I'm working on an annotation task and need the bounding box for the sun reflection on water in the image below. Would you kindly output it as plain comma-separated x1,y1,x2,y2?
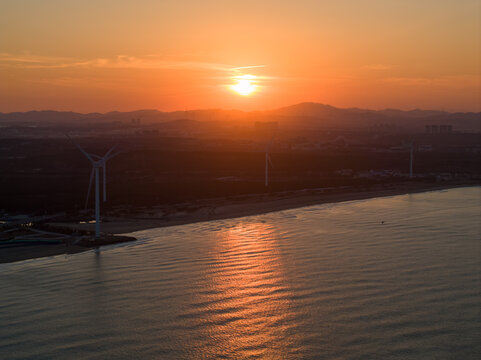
195,221,301,358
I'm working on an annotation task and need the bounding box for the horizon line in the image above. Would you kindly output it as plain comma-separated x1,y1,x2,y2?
1,102,480,115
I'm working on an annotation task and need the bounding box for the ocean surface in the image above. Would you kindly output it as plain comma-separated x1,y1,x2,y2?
0,187,480,359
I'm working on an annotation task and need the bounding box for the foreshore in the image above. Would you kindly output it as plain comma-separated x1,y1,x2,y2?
53,181,479,234
1,181,478,264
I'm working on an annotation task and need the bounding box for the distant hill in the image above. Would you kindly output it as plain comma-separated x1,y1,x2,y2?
0,103,479,132
263,102,480,132
0,109,167,125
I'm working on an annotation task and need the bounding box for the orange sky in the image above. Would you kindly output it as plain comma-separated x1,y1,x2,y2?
1,0,480,113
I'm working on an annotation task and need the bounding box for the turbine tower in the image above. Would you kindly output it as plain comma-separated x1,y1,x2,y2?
265,142,273,187
67,135,119,239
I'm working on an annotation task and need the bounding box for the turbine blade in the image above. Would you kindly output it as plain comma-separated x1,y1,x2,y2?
267,154,273,168
85,167,94,209
103,145,117,159
104,150,121,161
66,133,95,163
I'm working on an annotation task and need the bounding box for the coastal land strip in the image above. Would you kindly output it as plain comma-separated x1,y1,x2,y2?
1,181,478,264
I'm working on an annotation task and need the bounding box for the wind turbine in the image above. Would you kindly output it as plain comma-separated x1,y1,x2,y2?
67,135,119,239
265,141,273,187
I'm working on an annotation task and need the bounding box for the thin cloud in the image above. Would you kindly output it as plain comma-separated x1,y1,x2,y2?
231,65,267,71
0,53,266,74
381,75,480,87
31,76,114,89
363,64,395,71
0,53,76,67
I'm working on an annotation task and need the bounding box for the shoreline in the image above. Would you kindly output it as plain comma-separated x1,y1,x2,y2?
58,181,479,234
1,181,478,264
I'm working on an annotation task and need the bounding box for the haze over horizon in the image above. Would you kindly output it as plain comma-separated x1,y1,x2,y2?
1,0,480,113
1,101,480,116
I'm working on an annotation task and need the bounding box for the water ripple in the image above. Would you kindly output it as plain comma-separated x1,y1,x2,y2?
0,187,480,359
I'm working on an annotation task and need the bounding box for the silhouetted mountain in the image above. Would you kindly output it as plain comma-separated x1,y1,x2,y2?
270,102,451,121
272,103,340,117
0,103,479,132
0,109,167,125
377,109,449,118
265,102,479,132
0,110,94,123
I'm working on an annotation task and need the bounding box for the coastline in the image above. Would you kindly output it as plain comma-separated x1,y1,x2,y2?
55,181,480,234
1,181,478,264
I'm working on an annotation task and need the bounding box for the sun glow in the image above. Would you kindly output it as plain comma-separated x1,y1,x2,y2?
230,74,258,96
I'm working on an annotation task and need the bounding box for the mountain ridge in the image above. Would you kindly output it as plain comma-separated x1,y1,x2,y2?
2,102,478,118
0,102,479,132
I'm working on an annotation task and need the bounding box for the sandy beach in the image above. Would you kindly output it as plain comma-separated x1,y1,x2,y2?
52,181,479,234
1,181,478,264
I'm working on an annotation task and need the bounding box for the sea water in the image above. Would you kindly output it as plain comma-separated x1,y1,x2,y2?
0,187,480,359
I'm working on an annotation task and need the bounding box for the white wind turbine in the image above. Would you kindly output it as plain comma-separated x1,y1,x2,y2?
67,135,119,239
265,141,273,187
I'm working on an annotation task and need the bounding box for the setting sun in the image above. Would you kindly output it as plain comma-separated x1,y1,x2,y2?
230,75,257,96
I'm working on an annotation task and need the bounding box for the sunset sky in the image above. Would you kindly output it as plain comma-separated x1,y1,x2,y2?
1,0,479,113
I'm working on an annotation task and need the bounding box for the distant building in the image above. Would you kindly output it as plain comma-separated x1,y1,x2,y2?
425,124,452,134
440,125,453,133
